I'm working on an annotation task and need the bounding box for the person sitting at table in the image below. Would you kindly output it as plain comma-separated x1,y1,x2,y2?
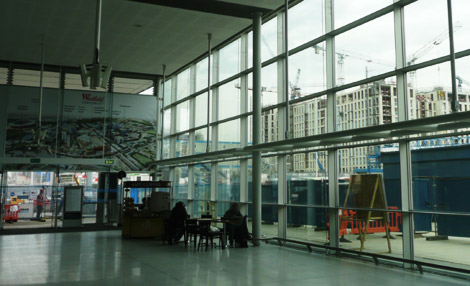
223,203,249,248
168,201,189,245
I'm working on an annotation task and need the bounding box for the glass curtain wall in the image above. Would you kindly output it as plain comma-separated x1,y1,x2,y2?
160,0,470,271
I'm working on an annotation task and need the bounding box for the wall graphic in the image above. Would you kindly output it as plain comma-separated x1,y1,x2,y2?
110,93,157,171
2,85,157,171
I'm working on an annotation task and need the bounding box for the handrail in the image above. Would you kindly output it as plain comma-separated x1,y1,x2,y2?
263,237,470,276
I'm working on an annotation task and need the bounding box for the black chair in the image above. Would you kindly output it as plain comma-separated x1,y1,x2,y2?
197,220,223,251
201,214,212,219
184,219,199,248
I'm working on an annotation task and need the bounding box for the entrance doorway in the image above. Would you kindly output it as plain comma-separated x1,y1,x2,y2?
0,170,155,232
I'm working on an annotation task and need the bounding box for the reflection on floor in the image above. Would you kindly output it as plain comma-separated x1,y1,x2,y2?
3,218,97,229
0,231,467,286
250,222,470,268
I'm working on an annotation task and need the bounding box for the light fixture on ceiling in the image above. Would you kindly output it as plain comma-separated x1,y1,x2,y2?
80,0,112,89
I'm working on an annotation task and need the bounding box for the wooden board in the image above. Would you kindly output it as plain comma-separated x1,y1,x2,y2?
349,174,388,220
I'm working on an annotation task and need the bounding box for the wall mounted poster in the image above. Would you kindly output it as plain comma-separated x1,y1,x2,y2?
110,93,157,171
3,86,157,171
59,90,107,158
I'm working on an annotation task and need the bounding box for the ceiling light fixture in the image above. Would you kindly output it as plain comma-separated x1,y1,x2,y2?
80,0,112,89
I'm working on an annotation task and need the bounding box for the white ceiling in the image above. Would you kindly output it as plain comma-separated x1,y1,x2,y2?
0,0,283,76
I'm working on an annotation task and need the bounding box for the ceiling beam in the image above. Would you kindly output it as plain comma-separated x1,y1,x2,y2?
128,0,272,19
0,60,161,81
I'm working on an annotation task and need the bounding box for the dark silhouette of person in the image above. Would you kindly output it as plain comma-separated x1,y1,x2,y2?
223,203,249,247
36,189,45,220
168,201,189,244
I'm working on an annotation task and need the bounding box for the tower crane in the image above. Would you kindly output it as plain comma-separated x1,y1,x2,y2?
290,68,301,99
312,45,393,86
456,75,470,92
407,23,462,88
262,36,304,99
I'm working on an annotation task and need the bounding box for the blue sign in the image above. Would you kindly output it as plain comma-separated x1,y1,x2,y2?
10,192,15,197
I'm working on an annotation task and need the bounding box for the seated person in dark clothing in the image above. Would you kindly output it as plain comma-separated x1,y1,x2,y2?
223,203,249,248
168,201,189,244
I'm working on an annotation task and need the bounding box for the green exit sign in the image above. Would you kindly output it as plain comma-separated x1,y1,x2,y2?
105,159,115,165
30,158,41,164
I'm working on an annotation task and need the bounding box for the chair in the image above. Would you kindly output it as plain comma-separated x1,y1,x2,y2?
184,219,199,248
201,214,212,219
197,220,223,251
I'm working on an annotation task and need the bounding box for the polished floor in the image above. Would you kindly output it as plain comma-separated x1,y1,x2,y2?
0,231,468,286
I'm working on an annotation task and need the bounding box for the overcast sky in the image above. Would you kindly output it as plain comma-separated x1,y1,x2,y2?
158,0,470,143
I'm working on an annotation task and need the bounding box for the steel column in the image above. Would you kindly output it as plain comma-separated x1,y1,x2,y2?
394,0,414,265
277,8,288,241
252,11,263,246
325,0,339,250
240,32,249,209
447,0,458,112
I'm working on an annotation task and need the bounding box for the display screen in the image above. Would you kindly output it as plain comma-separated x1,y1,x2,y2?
65,187,82,212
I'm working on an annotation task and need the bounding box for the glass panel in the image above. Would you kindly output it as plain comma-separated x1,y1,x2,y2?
113,78,152,94
174,167,188,199
455,56,470,112
405,0,450,67
176,69,190,100
162,138,170,159
217,161,240,202
196,58,209,92
286,206,329,244
410,138,470,213
218,119,241,150
195,164,211,200
195,93,208,127
4,172,56,227
413,213,470,268
336,77,397,132
175,101,189,133
262,157,278,204
218,79,240,121
261,108,278,143
261,63,278,107
291,95,327,137
334,0,392,28
175,133,189,158
452,0,470,53
163,79,172,107
219,40,240,82
12,69,60,88
288,152,328,205
194,127,210,154
163,109,171,136
247,204,278,238
247,64,279,108
0,67,7,84
289,44,327,99
407,63,452,119
288,0,324,50
193,200,210,217
335,13,395,86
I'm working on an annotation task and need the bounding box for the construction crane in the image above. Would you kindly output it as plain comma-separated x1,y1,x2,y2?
262,36,304,99
312,45,393,86
290,68,301,99
407,23,462,87
456,75,470,92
